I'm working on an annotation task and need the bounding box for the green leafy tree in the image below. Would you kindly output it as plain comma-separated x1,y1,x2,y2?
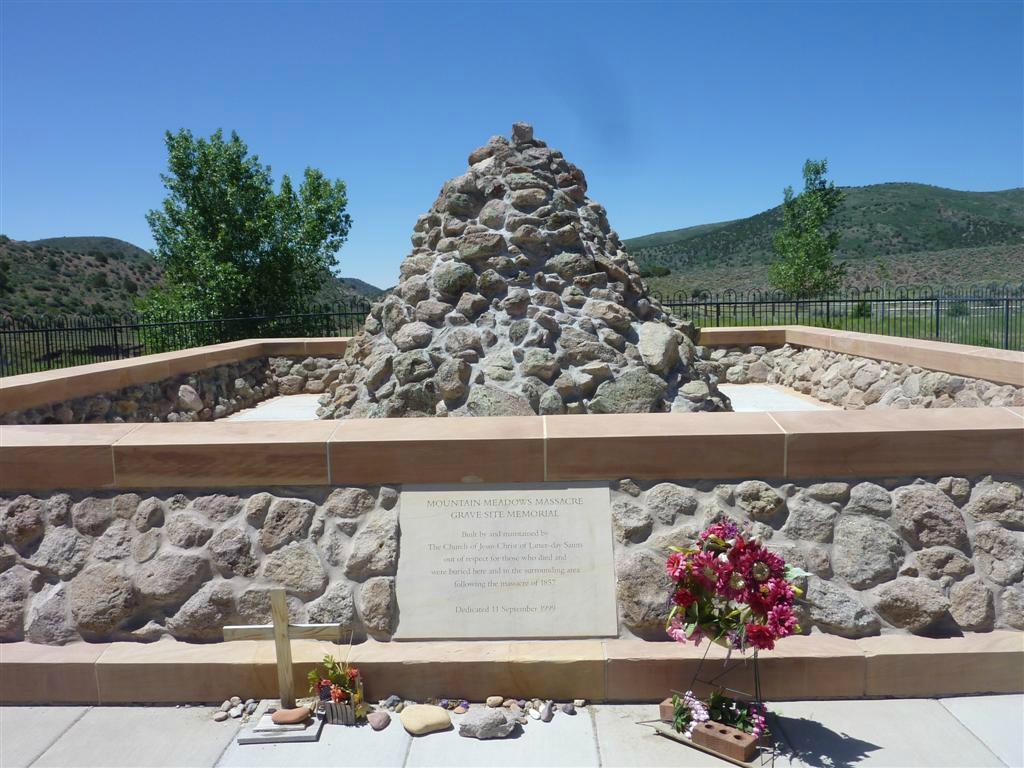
768,159,846,297
142,129,351,320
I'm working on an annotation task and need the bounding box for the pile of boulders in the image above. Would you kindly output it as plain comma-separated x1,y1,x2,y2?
697,343,1024,409
318,123,728,419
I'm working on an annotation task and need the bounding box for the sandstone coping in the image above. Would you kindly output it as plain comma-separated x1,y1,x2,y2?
698,326,1024,387
1,407,1021,490
0,337,350,415
1,632,1020,704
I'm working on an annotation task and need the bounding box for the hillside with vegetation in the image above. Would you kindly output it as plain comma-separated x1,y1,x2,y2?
625,183,1024,295
0,235,382,318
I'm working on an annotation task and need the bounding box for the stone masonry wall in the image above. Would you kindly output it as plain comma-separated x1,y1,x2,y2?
1,356,344,425
697,343,1024,409
1,475,1021,645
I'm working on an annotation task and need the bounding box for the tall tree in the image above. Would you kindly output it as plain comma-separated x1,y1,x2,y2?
143,129,351,319
768,159,846,297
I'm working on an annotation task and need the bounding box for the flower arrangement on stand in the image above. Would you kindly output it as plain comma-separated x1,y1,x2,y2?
665,521,805,652
307,654,368,725
660,521,807,762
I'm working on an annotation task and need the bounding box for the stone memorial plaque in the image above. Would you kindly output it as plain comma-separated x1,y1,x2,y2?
395,482,617,639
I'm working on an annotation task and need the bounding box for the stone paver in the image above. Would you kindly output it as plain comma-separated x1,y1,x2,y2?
0,706,89,768
940,695,1024,768
773,699,1007,767
30,707,239,768
405,705,599,767
593,704,736,766
3,699,1021,767
224,394,321,421
718,383,834,412
218,716,411,767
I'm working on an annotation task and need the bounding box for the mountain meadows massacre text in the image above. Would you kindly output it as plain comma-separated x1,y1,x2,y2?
395,484,617,638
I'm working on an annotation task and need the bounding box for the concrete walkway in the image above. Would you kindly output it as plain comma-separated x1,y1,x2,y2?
222,386,829,421
3,697,1021,767
718,383,835,412
224,394,322,421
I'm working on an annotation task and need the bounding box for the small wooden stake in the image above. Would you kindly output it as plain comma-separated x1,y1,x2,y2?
270,590,296,708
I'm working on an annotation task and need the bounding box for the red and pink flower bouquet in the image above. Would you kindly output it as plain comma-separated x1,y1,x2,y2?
665,521,808,652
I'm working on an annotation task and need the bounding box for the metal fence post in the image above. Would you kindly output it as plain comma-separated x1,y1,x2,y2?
1006,298,1012,350
43,327,53,370
935,298,940,340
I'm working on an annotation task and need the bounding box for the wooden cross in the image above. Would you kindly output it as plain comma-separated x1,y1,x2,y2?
223,589,344,708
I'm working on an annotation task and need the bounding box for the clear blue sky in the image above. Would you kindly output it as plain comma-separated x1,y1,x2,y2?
2,1,1021,288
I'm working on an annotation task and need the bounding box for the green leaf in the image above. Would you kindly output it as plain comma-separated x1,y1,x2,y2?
785,565,812,580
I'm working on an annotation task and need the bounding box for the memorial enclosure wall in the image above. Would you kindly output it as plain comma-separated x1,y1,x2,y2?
1,326,1022,703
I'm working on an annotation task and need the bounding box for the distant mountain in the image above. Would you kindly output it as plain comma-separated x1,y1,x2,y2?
0,236,162,317
624,183,1024,293
313,275,384,304
0,235,383,318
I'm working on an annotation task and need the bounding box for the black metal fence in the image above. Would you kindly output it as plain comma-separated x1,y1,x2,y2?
0,301,372,377
2,285,1022,377
659,285,1024,352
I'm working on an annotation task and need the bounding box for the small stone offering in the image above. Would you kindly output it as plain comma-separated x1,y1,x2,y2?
230,696,241,706
459,707,516,739
540,701,554,722
453,705,468,714
573,699,587,707
399,704,452,735
219,700,231,712
528,708,540,720
229,704,244,718
561,703,576,715
271,706,312,725
486,695,503,707
213,711,229,722
367,711,391,731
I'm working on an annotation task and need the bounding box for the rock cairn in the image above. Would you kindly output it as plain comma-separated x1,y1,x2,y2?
320,123,729,418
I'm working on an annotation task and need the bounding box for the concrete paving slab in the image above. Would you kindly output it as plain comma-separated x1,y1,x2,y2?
0,706,89,768
405,705,598,767
718,383,833,412
224,394,320,421
232,699,323,745
593,703,738,766
773,699,1006,767
31,706,239,768
218,717,411,767
940,695,1024,768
